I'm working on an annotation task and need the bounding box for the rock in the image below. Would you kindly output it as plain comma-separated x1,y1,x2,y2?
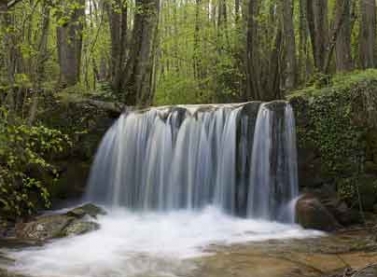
66,203,107,219
321,196,362,226
0,268,28,277
365,161,377,175
15,204,104,241
62,221,99,236
0,238,43,248
296,195,341,231
358,176,377,211
16,214,75,240
353,264,377,277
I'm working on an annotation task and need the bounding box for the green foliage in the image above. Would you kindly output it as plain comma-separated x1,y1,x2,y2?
154,0,243,105
291,70,377,204
0,109,71,220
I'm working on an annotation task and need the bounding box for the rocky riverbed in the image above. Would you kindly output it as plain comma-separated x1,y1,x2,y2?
0,205,376,277
193,227,377,277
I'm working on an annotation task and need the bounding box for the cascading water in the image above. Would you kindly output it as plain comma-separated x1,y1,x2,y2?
86,101,298,222
7,101,320,277
247,102,299,221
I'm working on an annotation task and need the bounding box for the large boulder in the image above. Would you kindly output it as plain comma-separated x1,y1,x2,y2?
296,195,341,231
16,215,71,240
15,204,103,241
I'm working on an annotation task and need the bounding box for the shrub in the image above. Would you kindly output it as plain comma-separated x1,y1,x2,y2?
0,108,71,220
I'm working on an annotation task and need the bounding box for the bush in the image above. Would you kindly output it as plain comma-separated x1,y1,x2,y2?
0,108,71,220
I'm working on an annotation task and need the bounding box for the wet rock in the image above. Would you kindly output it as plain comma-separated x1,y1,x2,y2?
358,176,377,211
353,264,377,277
66,203,107,219
296,195,341,231
0,238,43,248
15,204,103,241
321,196,362,226
0,268,28,277
16,215,75,240
62,221,99,236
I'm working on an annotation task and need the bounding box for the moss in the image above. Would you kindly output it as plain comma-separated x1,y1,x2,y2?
290,70,377,206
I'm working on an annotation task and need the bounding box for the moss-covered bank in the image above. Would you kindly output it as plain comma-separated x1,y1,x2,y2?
289,70,377,213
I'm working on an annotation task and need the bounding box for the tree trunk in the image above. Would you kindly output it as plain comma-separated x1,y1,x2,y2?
56,0,85,88
235,0,240,23
28,1,50,125
0,0,17,110
359,0,376,69
281,0,296,91
335,0,352,72
0,1,8,84
307,0,328,72
245,0,261,100
122,0,160,106
107,0,128,93
299,0,310,83
193,0,201,81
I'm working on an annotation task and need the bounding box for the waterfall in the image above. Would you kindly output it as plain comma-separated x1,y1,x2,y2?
246,102,298,222
86,101,298,222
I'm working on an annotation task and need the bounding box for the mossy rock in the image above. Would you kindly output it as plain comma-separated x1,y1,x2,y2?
296,195,341,231
365,161,377,175
15,204,104,241
15,215,75,241
366,129,377,164
289,71,377,211
358,176,377,211
61,221,99,236
66,203,107,219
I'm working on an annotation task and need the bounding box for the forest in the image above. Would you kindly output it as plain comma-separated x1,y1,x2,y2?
1,0,376,107
2,0,377,277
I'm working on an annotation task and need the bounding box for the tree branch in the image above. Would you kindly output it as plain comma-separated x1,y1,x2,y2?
7,0,23,9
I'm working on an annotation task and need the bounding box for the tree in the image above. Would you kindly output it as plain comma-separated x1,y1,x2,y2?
335,0,353,72
281,0,296,90
245,0,261,100
122,0,160,106
307,0,328,72
56,0,86,88
107,0,128,93
359,0,376,69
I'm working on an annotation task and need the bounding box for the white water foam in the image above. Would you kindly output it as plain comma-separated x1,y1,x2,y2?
7,206,322,277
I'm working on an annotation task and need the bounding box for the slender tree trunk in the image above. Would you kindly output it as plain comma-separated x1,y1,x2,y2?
0,1,8,84
307,0,328,72
359,0,376,69
281,0,296,91
335,0,352,71
235,0,240,23
268,26,282,100
0,0,17,110
245,0,261,100
218,0,228,44
122,0,160,106
193,0,201,81
28,1,50,125
299,0,309,83
107,0,128,93
56,0,85,88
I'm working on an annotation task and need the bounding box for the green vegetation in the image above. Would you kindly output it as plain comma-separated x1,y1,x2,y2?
0,0,377,220
0,109,71,220
291,70,377,208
